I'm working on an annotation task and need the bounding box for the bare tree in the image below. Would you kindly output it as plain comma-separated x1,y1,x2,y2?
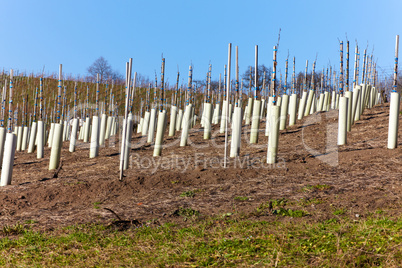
87,56,123,83
241,65,272,91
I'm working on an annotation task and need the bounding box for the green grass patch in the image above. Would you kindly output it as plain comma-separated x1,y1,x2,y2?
302,184,332,192
254,198,308,217
333,208,346,216
179,190,196,198
234,196,249,201
272,208,309,217
1,223,26,235
298,198,323,207
93,202,102,209
0,215,401,266
173,207,200,218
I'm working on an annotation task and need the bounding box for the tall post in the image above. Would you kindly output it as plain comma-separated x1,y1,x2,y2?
284,57,289,94
339,41,344,96
160,58,165,112
57,65,62,123
235,46,239,106
346,41,350,92
392,35,399,93
292,57,296,94
303,60,308,92
361,49,367,84
272,46,278,103
119,59,132,180
224,43,231,168
7,70,13,133
254,45,258,99
353,45,358,88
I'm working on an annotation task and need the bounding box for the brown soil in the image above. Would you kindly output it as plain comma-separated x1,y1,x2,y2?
0,102,401,230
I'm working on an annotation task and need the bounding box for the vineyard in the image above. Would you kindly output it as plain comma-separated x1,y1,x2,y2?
0,38,401,266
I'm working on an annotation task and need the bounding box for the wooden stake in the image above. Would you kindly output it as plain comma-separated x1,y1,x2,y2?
392,35,399,93
353,44,358,88
272,46,278,103
254,45,258,99
339,41,344,96
346,41,350,92
224,43,231,168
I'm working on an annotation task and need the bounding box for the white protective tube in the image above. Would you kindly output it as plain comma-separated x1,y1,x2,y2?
331,91,336,109
250,99,261,144
297,91,308,120
288,94,297,126
304,90,314,116
123,118,133,169
190,105,196,128
354,87,362,122
16,126,23,151
49,123,63,170
310,95,316,114
28,122,37,153
83,117,91,143
153,111,166,156
318,93,324,112
267,105,280,164
387,92,400,149
90,116,100,158
21,126,29,151
228,103,233,124
137,117,143,134
106,116,113,138
360,84,367,114
220,100,227,133
260,99,266,118
169,106,177,137
203,103,213,139
62,121,68,142
180,104,192,146
69,118,79,152
0,127,6,165
323,91,330,111
279,94,289,130
230,106,242,157
37,121,44,159
99,113,107,146
335,94,340,109
0,133,17,186
265,97,274,136
345,91,353,132
78,122,84,140
176,109,183,131
245,97,253,125
142,111,150,136
338,96,348,145
147,108,157,143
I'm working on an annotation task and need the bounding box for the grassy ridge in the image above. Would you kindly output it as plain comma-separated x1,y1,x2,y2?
0,214,401,267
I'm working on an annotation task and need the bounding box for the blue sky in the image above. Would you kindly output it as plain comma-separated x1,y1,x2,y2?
0,0,400,85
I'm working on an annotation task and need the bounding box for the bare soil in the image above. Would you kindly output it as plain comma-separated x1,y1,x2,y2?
0,103,401,230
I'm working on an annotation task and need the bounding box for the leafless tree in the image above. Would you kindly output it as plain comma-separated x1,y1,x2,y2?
87,56,123,83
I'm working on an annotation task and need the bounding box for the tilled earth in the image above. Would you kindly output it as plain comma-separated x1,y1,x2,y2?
0,102,401,231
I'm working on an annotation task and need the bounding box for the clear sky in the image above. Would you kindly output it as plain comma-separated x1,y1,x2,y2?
0,0,400,85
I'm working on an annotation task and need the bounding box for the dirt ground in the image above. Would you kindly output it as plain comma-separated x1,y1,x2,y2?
0,102,401,231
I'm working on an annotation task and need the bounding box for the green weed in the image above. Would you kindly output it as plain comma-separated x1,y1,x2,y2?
302,184,331,192
333,208,346,215
234,196,249,201
0,216,401,266
93,202,102,209
2,222,26,235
